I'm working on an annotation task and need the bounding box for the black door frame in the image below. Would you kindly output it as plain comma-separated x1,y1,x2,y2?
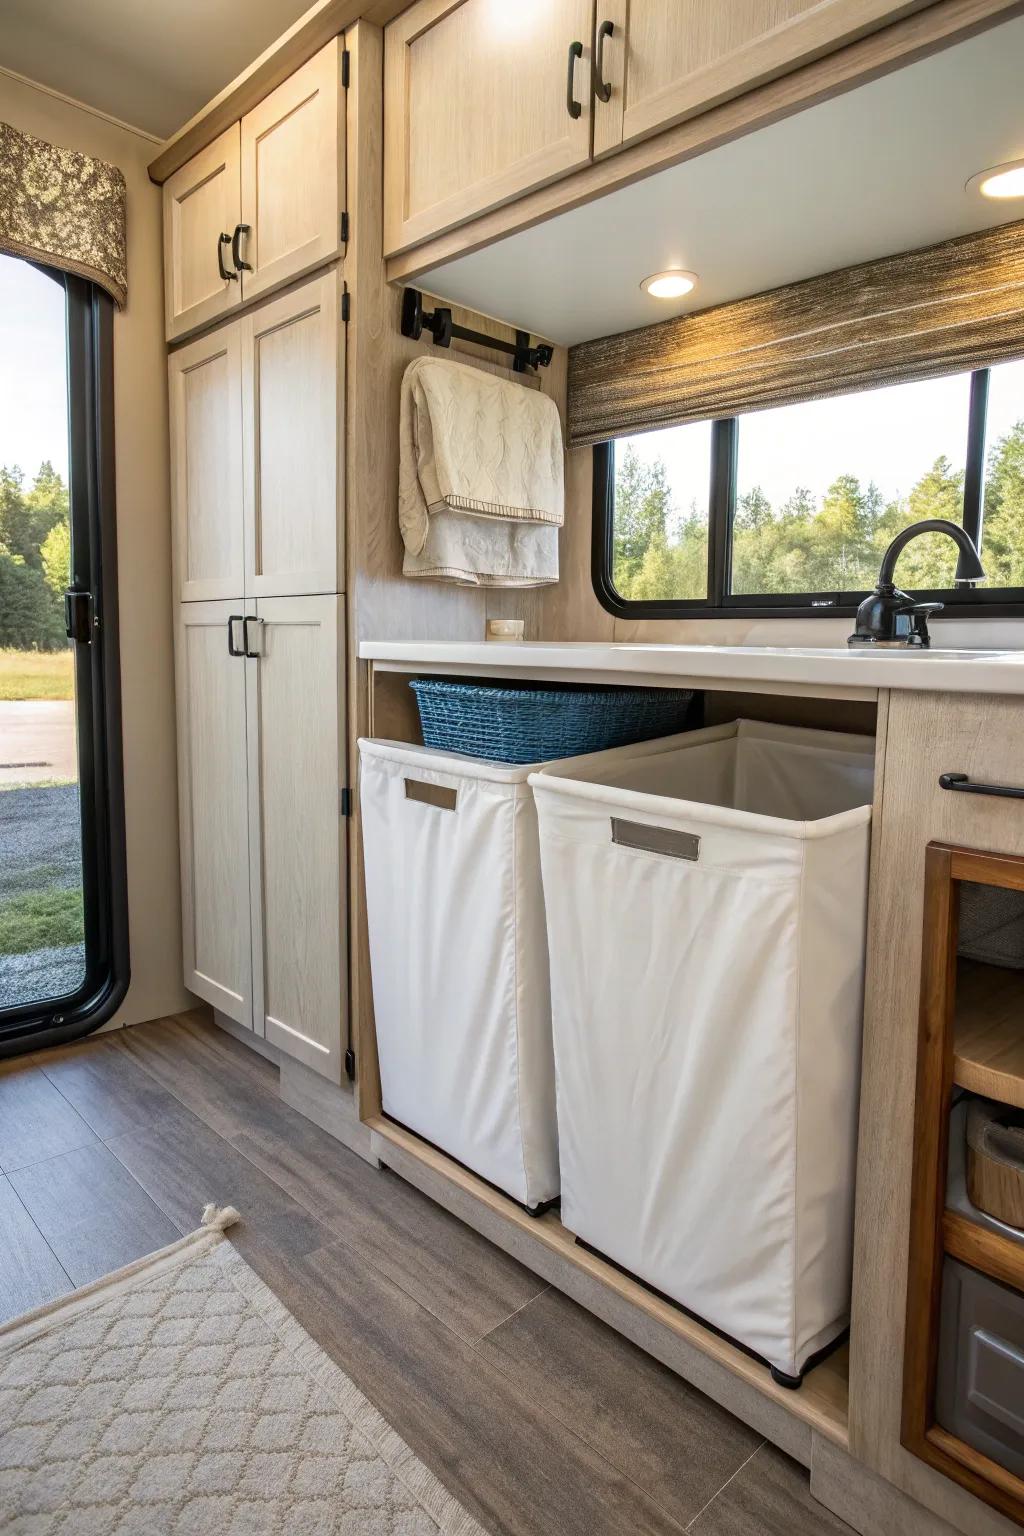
0,267,129,1055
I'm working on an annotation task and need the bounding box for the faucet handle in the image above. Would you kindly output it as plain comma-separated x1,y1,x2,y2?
908,600,943,648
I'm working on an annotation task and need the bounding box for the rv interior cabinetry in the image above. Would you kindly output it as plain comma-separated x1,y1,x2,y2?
383,0,930,257
169,267,344,602
163,38,345,341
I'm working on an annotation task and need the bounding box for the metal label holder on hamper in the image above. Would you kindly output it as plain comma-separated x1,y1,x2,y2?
611,818,701,861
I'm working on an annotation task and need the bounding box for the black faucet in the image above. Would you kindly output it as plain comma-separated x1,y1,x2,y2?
848,519,985,649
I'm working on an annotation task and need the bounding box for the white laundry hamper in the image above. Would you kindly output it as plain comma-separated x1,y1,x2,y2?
530,719,875,1382
358,738,560,1210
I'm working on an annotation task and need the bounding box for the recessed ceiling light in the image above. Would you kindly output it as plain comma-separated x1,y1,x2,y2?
966,159,1024,200
640,269,698,299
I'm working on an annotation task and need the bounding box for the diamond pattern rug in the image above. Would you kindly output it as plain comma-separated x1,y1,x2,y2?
0,1206,485,1535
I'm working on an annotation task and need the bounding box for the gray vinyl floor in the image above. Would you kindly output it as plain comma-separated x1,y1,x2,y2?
0,1011,854,1536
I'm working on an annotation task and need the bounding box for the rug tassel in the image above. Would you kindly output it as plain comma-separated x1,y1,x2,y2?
201,1203,240,1231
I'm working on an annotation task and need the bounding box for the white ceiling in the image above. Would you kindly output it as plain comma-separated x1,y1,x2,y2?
0,0,317,138
419,17,1024,347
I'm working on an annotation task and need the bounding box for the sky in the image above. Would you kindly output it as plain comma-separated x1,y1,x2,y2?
0,255,70,484
623,359,1024,525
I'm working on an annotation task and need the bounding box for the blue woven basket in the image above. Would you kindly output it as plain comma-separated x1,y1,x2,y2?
409,679,696,765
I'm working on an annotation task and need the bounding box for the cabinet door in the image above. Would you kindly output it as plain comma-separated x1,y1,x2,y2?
241,269,342,598
593,0,927,156
163,124,242,342
239,38,346,303
384,0,595,256
246,595,346,1080
169,324,245,602
174,600,254,1028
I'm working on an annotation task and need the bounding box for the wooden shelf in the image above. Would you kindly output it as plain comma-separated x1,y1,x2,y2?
945,1209,1024,1292
954,960,1024,1110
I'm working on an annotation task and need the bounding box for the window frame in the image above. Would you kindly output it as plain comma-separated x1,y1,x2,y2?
0,268,129,1056
592,366,1024,621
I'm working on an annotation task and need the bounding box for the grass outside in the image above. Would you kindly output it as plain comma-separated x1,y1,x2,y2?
0,886,84,955
0,648,74,701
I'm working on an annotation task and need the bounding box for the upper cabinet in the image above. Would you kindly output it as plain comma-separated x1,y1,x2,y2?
591,0,931,156
383,0,930,259
383,0,595,256
163,38,346,341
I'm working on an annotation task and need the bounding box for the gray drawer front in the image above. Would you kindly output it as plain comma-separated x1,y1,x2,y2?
936,1256,1024,1480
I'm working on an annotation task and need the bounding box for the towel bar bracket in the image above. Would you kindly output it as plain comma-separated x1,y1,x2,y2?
401,287,553,372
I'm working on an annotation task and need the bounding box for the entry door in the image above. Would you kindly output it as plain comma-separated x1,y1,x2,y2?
175,600,254,1027
246,595,345,1079
163,125,242,341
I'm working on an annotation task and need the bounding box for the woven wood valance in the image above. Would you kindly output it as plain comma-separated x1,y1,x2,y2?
0,122,127,308
566,219,1024,449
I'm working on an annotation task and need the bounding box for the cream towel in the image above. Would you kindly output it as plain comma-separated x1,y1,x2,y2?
399,355,564,587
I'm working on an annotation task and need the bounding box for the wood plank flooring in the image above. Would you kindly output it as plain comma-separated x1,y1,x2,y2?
0,1011,854,1536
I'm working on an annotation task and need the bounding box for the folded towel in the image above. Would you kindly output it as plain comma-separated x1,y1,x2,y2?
399,355,564,587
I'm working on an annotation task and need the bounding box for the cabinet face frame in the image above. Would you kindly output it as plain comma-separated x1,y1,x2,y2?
240,267,344,598
169,324,246,603
163,124,243,342
246,594,347,1081
383,0,596,256
174,598,256,1029
903,842,1024,1528
239,37,346,302
592,0,936,158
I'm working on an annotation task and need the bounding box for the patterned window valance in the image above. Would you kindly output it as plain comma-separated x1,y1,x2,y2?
567,219,1024,449
0,122,127,308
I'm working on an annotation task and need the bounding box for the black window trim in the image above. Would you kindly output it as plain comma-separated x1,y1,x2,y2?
0,267,129,1057
593,365,1024,622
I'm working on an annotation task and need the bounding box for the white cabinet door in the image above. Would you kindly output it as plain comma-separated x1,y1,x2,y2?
163,125,242,342
175,600,255,1028
246,594,346,1079
241,269,342,597
169,324,245,602
239,38,346,302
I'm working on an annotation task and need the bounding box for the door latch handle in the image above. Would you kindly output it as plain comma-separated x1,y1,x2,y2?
64,589,92,644
217,233,238,282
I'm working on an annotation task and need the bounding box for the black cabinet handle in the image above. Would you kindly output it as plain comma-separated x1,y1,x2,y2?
566,40,583,119
217,233,238,282
231,223,253,273
594,20,614,102
940,772,1024,801
227,615,245,656
243,615,264,658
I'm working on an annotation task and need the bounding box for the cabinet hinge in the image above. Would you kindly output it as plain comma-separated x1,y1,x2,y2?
344,1047,356,1081
340,210,349,244
341,285,351,324
341,49,350,88
340,787,353,817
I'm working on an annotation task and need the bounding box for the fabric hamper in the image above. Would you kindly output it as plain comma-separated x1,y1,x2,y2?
530,719,875,1380
357,738,564,1208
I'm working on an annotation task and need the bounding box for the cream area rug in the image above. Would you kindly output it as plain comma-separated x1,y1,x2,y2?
0,1206,486,1535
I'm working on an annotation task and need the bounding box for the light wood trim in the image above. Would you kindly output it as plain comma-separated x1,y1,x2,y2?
954,963,1024,1110
386,0,1024,281
944,1209,1024,1293
367,1111,850,1446
148,0,413,185
902,842,959,1460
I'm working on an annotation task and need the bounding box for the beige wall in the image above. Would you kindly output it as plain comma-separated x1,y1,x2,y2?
0,69,191,1028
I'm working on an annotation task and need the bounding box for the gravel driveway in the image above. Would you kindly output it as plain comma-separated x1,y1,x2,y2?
0,782,86,1010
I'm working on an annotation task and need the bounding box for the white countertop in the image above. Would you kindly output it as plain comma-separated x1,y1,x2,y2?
359,640,1024,700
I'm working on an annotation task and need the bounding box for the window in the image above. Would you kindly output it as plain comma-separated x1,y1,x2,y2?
594,362,1024,618
0,255,127,1054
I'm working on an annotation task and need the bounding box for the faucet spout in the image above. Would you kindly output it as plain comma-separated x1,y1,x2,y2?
848,519,984,649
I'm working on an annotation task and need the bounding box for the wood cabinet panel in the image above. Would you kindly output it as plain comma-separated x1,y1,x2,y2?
163,125,242,342
169,326,245,602
247,595,346,1080
175,601,254,1028
239,38,346,301
594,0,931,156
241,268,343,597
384,0,594,256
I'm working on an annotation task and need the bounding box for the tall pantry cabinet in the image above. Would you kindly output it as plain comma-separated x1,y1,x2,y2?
165,41,348,1082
